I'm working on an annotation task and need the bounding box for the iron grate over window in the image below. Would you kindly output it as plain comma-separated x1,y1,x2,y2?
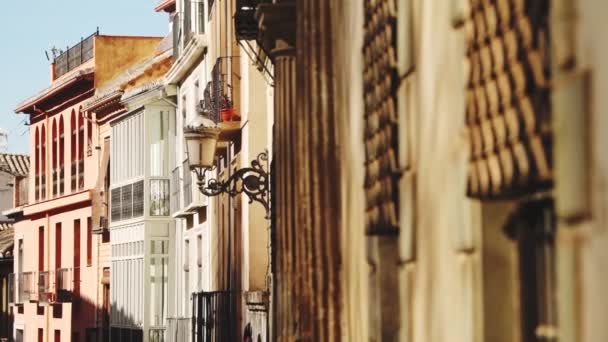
111,188,121,222
133,180,144,217
111,180,144,223
121,184,133,220
192,291,238,342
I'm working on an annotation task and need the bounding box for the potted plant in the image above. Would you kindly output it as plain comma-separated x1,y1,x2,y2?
219,94,237,122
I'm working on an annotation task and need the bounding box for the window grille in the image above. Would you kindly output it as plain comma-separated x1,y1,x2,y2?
111,188,121,222
133,180,144,218
121,184,133,220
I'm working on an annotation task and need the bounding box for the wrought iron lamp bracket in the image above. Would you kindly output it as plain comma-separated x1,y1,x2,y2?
196,151,270,217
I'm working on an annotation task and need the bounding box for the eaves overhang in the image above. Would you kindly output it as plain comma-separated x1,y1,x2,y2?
164,34,208,85
2,206,24,219
155,0,176,12
14,67,95,114
82,90,124,112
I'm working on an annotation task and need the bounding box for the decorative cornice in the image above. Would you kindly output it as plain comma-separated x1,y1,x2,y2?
164,34,208,85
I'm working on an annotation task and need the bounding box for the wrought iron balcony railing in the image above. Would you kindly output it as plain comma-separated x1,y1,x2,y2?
37,271,52,303
192,291,237,342
9,268,78,305
54,30,98,78
199,57,241,124
16,272,34,303
56,268,75,302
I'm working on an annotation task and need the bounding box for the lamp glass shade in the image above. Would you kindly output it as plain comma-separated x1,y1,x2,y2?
185,126,220,169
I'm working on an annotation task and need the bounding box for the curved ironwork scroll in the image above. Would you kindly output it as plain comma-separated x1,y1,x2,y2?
197,151,269,217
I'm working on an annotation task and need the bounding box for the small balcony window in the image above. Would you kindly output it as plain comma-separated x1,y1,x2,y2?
150,179,170,216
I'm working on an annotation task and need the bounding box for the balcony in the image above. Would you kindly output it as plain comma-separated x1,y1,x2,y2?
10,269,78,305
192,291,237,342
54,30,97,79
37,272,52,303
234,0,269,41
197,57,241,142
56,268,76,302
15,272,34,304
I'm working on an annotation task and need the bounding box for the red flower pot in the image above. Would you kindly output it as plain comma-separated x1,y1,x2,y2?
221,108,238,122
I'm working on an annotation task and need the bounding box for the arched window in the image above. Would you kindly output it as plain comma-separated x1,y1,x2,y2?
34,126,40,201
41,125,46,200
71,110,77,191
59,116,65,195
78,107,84,189
52,119,58,197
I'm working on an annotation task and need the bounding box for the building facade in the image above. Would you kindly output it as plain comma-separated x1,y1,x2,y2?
83,41,174,342
0,153,29,341
11,33,164,342
5,0,608,341
252,0,608,341
162,0,273,340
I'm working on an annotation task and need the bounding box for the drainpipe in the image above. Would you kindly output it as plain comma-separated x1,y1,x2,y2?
46,212,51,342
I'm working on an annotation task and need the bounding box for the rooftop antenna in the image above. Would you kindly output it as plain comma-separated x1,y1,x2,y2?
45,46,63,61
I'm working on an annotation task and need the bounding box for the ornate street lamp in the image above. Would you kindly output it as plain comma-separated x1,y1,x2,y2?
184,114,270,217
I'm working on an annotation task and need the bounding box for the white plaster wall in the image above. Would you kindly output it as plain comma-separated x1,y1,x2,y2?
239,53,271,292
333,0,369,340
571,1,608,341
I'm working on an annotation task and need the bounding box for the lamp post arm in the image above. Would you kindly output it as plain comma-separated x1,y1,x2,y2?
196,151,270,217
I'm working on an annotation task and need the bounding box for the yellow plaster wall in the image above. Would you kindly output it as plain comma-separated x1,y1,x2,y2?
94,35,163,89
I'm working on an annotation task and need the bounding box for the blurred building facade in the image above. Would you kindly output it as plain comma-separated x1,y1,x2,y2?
252,0,608,341
0,153,29,341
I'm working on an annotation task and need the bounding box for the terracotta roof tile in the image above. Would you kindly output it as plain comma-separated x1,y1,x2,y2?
0,153,29,177
0,224,13,258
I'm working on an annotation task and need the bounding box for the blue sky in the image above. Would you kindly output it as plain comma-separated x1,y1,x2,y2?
0,0,168,154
